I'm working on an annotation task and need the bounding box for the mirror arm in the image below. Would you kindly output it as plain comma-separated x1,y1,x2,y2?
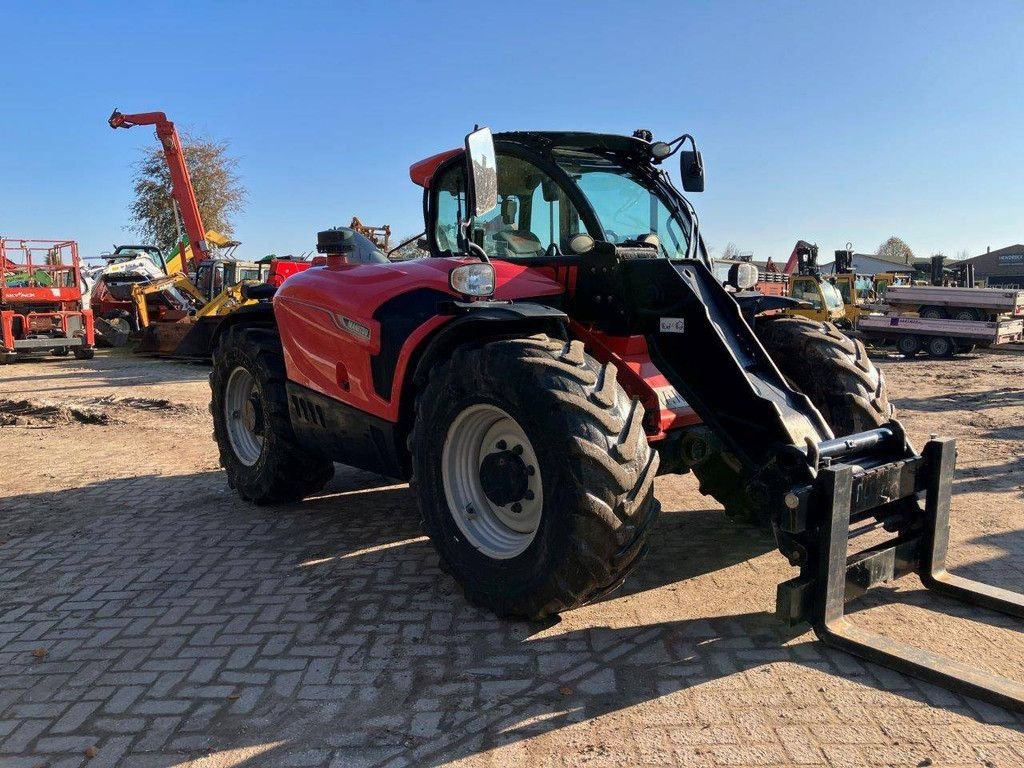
458,219,491,264
653,133,695,163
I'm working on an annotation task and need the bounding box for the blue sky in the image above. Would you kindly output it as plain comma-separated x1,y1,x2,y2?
2,0,1022,263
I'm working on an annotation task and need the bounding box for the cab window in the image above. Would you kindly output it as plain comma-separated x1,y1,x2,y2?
790,278,822,309
834,278,851,304
432,155,584,258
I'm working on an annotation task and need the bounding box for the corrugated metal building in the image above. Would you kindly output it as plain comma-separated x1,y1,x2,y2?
847,252,916,276
965,245,1024,288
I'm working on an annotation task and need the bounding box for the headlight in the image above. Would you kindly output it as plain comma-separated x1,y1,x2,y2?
449,263,495,297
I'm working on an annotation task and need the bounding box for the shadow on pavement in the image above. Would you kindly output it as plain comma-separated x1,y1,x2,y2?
0,468,1021,767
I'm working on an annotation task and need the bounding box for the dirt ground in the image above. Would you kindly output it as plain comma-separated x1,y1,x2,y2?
0,347,1022,767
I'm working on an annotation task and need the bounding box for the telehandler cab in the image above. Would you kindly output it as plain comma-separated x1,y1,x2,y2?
210,127,1024,710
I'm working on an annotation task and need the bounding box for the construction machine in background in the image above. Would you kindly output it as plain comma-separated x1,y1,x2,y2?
348,217,391,251
209,126,1024,711
1,238,95,363
751,241,848,324
108,108,312,357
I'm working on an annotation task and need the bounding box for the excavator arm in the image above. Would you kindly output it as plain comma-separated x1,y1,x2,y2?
108,109,209,275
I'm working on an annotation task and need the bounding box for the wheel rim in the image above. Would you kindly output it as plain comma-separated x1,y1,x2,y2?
225,366,265,466
441,403,543,560
897,336,920,354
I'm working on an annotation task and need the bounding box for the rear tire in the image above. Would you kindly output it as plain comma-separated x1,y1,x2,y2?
210,325,334,504
692,318,892,525
411,335,660,620
919,306,947,319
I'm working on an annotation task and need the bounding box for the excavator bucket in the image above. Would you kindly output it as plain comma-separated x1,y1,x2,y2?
135,320,198,356
165,316,220,359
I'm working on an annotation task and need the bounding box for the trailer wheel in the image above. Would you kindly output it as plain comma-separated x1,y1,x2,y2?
52,347,70,357
897,334,922,358
210,325,334,504
925,336,956,358
693,318,892,526
952,308,980,322
73,347,95,360
919,306,947,319
411,336,660,620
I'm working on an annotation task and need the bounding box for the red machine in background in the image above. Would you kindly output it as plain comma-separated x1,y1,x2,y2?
108,109,211,273
0,238,95,363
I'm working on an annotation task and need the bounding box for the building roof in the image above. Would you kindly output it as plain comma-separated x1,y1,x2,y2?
964,244,1024,276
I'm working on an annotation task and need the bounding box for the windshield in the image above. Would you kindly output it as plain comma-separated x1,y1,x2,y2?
553,150,691,258
821,281,844,310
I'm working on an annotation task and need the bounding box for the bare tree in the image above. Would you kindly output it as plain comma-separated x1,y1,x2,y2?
956,248,971,261
129,131,246,253
876,236,914,264
720,242,742,260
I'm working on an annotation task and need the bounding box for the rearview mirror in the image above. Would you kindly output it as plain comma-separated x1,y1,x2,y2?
680,149,705,192
465,127,498,217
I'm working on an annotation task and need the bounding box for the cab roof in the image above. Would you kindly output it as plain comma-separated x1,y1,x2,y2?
409,131,652,189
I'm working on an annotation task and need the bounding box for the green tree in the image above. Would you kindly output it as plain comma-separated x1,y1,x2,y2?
876,236,914,264
129,131,246,254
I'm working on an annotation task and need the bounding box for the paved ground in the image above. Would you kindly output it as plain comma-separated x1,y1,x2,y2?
1,348,1022,767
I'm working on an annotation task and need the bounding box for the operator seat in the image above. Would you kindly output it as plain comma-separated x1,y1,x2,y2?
493,230,544,258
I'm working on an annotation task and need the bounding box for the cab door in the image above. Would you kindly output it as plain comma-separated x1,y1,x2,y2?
787,276,828,321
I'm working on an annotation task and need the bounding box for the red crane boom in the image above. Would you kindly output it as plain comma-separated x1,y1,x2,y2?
108,109,209,273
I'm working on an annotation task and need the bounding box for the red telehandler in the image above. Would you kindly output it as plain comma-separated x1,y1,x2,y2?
208,127,1024,711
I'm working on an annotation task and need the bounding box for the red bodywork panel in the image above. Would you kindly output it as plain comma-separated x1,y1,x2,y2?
266,259,309,288
276,256,700,440
409,149,462,188
571,323,700,438
275,258,563,422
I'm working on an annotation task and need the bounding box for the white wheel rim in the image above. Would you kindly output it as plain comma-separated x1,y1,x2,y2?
225,366,264,466
441,403,543,560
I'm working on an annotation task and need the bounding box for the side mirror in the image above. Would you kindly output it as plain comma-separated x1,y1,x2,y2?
680,149,705,192
464,127,498,217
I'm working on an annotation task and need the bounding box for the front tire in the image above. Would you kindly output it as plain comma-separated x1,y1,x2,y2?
411,335,660,620
210,325,334,504
691,318,892,524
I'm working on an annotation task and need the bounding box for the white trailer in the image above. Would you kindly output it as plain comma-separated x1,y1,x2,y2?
883,285,1024,321
857,314,1024,357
